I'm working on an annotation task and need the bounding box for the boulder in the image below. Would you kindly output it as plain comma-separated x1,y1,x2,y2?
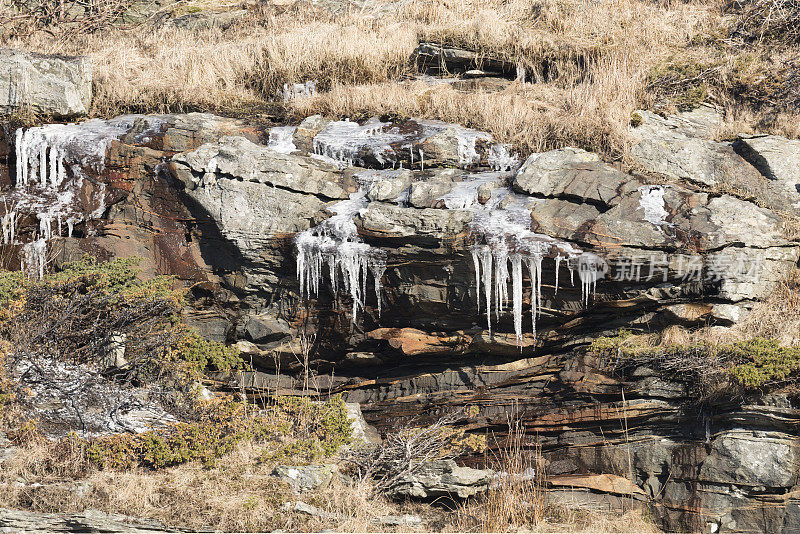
345,403,382,445
371,514,423,526
0,49,92,117
271,464,339,492
387,459,495,499
513,147,635,207
244,313,291,343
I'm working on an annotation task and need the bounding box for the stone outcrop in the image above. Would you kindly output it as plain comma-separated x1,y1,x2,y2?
629,106,800,213
0,49,92,117
0,508,180,533
387,459,495,499
271,464,339,492
2,107,800,532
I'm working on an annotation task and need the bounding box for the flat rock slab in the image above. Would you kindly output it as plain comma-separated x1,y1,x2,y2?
0,49,92,117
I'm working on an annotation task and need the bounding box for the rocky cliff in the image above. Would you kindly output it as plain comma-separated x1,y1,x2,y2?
2,105,800,532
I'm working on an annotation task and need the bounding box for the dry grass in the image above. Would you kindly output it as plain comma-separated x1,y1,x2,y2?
8,0,792,157
0,439,408,532
449,421,660,533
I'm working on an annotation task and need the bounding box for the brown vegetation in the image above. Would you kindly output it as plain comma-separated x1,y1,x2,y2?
1,0,798,157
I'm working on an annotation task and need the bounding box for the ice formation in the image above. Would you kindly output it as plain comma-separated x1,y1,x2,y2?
14,117,134,188
638,185,672,226
311,117,518,172
295,191,387,321
312,118,405,168
467,187,603,344
438,172,510,210
283,81,317,102
489,144,520,172
7,116,139,277
296,116,597,340
21,238,47,279
1,210,15,245
267,126,298,154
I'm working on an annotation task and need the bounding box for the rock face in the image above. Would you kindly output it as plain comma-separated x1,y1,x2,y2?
271,464,339,492
2,108,800,531
0,49,92,117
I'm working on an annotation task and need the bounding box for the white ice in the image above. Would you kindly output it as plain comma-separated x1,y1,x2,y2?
283,81,317,102
637,185,672,226
295,191,387,321
312,118,407,168
14,117,134,189
267,126,298,154
465,186,604,344
21,238,46,279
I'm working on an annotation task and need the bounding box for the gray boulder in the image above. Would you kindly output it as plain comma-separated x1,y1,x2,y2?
388,459,494,499
0,49,92,117
734,134,800,211
513,147,635,207
271,464,339,492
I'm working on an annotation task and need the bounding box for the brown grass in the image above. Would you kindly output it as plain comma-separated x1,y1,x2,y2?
9,0,795,157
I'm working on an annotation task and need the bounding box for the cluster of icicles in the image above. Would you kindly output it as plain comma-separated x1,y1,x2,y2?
5,119,130,278
296,118,518,320
470,244,605,344
293,118,607,338
295,190,387,321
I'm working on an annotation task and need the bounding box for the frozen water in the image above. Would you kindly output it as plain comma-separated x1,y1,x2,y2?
438,172,507,210
21,238,46,279
637,185,672,226
283,81,317,102
14,117,134,188
296,191,387,321
465,185,604,344
313,118,407,168
489,144,520,172
2,210,15,245
267,126,298,154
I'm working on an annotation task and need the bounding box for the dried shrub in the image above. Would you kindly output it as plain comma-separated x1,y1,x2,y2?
729,0,800,45
342,408,485,497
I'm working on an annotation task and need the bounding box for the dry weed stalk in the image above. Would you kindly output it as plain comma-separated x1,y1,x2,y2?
341,409,468,497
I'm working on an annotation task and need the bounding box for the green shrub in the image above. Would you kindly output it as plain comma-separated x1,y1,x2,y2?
592,331,800,391
84,396,354,470
172,329,242,378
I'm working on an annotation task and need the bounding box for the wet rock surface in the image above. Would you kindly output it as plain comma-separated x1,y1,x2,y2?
2,107,800,531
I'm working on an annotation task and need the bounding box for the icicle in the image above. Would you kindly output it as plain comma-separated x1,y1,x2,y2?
554,255,562,295
2,211,15,245
370,258,386,317
479,247,493,334
494,249,509,321
39,144,46,187
15,129,24,186
295,191,387,321
471,248,481,313
21,238,46,279
419,149,424,172
511,254,523,346
525,257,537,341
